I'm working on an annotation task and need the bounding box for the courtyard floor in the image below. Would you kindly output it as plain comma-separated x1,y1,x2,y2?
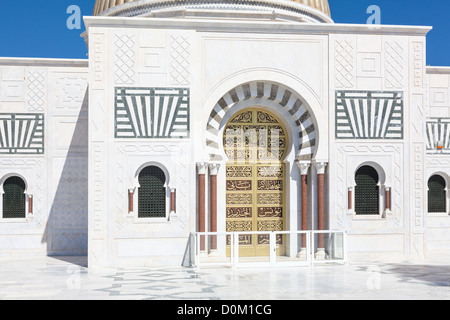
0,255,449,300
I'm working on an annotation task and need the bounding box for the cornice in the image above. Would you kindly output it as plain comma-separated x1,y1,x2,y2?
0,57,88,68
83,15,432,37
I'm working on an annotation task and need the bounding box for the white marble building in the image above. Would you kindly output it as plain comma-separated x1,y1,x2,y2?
0,0,449,268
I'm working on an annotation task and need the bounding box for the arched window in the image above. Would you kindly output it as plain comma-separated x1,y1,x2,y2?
3,176,26,219
428,175,446,213
138,166,166,218
355,166,379,215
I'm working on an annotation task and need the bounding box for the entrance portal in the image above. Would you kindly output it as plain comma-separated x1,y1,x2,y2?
224,109,288,256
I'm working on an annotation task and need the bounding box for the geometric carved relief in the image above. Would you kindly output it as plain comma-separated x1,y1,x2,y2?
336,91,403,139
169,35,190,85
114,33,136,85
26,70,46,111
0,113,44,154
115,87,190,139
412,42,424,89
335,39,356,89
413,144,423,228
385,41,405,89
426,118,450,154
51,157,88,229
54,73,89,112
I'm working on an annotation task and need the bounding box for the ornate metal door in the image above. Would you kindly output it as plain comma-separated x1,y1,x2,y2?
224,109,287,256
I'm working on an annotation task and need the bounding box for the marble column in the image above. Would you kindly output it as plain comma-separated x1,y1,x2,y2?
28,194,33,216
348,187,353,211
296,161,310,257
128,188,134,214
314,161,327,259
170,188,176,215
197,162,208,251
209,163,220,251
385,187,391,211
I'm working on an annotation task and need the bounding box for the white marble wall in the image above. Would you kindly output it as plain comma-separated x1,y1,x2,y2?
424,68,450,257
83,17,436,266
0,59,88,256
329,34,432,261
88,27,195,267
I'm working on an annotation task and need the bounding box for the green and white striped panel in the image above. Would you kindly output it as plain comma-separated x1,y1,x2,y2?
336,91,403,140
0,113,44,154
426,118,450,154
115,87,190,139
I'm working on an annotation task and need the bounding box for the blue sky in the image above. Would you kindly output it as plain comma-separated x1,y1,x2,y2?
0,0,449,66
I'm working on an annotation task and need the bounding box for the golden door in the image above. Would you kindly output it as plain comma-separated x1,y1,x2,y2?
224,109,287,257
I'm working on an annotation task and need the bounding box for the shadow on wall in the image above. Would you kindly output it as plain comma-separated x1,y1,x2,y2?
41,89,89,256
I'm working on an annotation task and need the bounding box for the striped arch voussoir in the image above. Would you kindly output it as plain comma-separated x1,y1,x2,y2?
205,81,316,161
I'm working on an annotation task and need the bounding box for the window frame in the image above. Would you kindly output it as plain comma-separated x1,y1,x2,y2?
350,163,387,219
427,173,449,215
0,174,30,222
131,162,171,223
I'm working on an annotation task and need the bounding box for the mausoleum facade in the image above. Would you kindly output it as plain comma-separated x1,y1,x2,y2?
0,0,449,267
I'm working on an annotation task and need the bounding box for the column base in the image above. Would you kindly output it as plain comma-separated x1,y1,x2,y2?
296,248,308,260
314,248,327,260
208,250,219,257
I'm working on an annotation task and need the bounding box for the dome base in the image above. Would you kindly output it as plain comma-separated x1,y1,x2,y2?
93,0,333,23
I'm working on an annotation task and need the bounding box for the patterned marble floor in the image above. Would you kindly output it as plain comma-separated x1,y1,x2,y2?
0,255,449,300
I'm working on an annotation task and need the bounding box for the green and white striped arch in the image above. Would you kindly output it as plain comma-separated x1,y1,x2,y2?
205,81,316,161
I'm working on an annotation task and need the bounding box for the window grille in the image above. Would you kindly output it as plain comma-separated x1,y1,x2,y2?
355,166,379,215
3,176,26,219
428,175,446,213
138,166,166,218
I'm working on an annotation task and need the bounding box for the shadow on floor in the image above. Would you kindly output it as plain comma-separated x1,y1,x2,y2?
48,255,88,268
356,263,450,287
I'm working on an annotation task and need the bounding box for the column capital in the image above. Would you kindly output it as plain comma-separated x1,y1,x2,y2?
208,163,221,175
296,161,311,175
313,161,327,174
196,162,208,175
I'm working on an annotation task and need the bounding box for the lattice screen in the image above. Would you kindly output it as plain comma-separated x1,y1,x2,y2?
3,177,26,219
138,166,166,218
355,166,379,215
428,175,446,213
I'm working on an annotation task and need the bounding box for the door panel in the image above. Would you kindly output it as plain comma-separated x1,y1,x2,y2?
224,109,287,257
